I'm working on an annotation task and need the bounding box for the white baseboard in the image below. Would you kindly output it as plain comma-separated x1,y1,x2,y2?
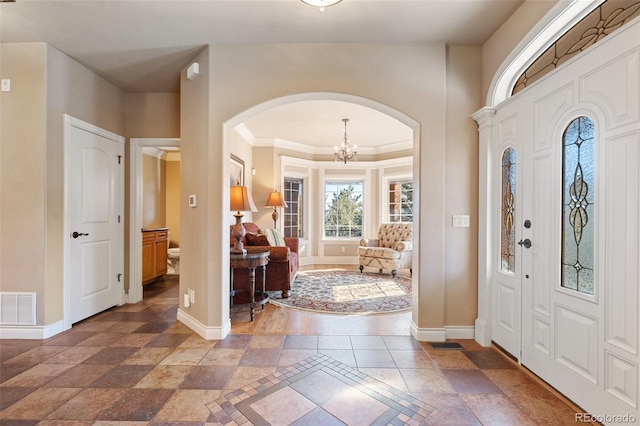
177,309,231,340
445,326,475,339
474,318,491,347
0,320,66,340
410,322,475,342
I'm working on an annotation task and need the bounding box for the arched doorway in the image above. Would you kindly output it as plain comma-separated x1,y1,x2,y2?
222,92,421,328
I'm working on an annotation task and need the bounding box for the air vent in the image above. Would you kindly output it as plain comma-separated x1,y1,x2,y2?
0,292,36,325
429,342,464,350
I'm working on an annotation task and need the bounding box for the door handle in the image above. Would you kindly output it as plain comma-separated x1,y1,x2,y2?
517,238,532,249
72,231,89,239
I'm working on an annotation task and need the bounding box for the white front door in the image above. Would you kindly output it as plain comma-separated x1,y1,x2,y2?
486,19,640,422
518,33,640,420
66,117,124,324
520,110,639,421
491,117,523,359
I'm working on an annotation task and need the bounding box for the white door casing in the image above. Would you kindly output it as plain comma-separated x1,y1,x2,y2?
128,138,180,304
64,115,124,327
477,18,640,423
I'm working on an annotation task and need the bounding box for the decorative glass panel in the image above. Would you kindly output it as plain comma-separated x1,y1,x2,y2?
501,148,516,273
513,1,640,94
562,117,595,295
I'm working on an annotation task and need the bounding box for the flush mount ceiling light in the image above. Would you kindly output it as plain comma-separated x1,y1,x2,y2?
301,0,342,12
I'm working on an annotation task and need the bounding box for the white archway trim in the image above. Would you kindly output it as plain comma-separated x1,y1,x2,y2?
128,138,180,304
221,92,422,339
226,92,420,130
488,0,605,107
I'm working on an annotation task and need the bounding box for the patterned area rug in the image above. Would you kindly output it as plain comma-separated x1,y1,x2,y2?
268,269,412,315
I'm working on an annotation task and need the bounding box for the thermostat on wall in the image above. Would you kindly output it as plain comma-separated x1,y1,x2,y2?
188,194,197,207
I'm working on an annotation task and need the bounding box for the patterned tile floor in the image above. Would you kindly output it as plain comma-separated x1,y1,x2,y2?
0,278,585,425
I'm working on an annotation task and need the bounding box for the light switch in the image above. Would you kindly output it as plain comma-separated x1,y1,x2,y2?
1,79,10,92
188,194,197,207
452,214,470,227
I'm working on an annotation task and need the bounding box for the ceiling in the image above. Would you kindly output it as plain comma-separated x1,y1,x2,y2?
1,0,525,149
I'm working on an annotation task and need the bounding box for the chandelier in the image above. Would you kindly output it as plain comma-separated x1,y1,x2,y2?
334,118,357,164
300,0,342,12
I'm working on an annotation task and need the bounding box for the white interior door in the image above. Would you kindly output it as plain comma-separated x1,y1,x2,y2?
67,118,124,324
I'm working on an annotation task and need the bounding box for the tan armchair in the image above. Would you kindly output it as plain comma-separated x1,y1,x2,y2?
358,223,413,277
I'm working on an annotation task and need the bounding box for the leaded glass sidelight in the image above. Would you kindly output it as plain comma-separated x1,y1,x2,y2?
562,116,595,295
501,148,516,273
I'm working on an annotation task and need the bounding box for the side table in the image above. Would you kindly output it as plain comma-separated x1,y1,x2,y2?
230,250,270,321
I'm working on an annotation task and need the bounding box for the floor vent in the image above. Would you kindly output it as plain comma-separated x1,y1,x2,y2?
0,292,36,325
429,342,464,350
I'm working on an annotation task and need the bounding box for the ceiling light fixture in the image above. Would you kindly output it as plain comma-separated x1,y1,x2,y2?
334,118,357,164
301,0,342,12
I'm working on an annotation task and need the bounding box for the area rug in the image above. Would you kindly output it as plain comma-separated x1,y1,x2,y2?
268,269,412,315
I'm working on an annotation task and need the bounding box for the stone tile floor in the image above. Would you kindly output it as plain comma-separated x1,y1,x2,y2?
0,279,585,425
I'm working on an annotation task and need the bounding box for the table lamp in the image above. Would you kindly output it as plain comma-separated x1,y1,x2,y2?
230,185,257,255
264,190,288,228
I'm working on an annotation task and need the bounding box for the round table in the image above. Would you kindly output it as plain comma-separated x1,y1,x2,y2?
230,250,270,321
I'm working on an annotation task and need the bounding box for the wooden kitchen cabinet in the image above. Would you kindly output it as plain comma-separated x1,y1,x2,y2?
142,228,168,284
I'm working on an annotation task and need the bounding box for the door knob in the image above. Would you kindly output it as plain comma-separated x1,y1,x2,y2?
517,238,532,249
72,231,89,238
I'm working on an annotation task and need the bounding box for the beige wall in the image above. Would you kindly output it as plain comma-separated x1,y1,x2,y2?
179,47,212,322
125,93,180,138
46,45,125,324
0,0,553,333
229,129,257,228
0,42,125,325
0,43,47,313
481,0,557,102
123,92,180,291
166,156,181,246
250,146,276,230
179,42,449,332
444,46,482,326
142,152,166,229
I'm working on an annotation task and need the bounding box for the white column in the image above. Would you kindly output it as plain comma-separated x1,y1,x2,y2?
471,107,496,347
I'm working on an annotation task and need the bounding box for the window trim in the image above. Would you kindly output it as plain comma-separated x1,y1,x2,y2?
381,174,414,223
379,173,415,223
322,178,366,241
283,176,306,239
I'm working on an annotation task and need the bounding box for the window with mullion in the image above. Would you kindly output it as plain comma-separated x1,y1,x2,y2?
324,181,363,238
283,177,303,238
388,179,413,222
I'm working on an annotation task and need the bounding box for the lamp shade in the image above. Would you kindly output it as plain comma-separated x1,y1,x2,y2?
230,185,257,212
264,190,288,208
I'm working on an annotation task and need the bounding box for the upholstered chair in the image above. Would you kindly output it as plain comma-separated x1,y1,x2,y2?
229,223,299,298
358,223,413,277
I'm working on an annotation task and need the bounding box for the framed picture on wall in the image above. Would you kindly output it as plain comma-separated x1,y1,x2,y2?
230,154,244,186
